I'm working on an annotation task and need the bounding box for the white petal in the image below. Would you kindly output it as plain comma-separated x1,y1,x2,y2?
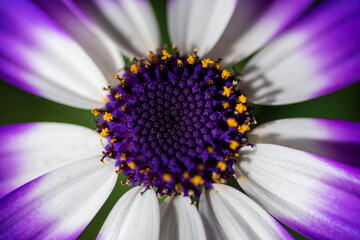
199,184,293,240
241,0,360,104
0,157,117,239
236,143,360,239
0,122,103,197
0,0,124,109
160,195,206,240
167,0,237,56
97,186,160,240
206,0,314,65
74,0,160,57
249,118,360,167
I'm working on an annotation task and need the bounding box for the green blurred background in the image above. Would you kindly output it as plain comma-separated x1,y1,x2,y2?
0,0,359,239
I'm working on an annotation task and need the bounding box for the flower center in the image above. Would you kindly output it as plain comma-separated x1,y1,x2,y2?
93,47,255,197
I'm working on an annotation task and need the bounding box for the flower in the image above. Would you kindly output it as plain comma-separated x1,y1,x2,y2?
0,0,359,240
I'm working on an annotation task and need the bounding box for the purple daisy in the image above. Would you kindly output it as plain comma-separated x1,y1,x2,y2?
0,0,359,239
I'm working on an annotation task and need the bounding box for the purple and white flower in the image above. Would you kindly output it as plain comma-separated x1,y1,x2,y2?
0,0,359,239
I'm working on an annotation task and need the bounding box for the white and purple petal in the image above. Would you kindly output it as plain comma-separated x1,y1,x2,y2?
205,0,315,65
199,184,293,240
0,0,124,109
0,122,103,198
73,0,160,57
235,143,360,240
249,118,360,168
160,195,206,240
167,0,237,56
242,0,360,105
0,157,117,240
97,186,160,240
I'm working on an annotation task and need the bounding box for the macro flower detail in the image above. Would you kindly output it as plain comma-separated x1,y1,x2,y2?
95,49,254,197
0,0,360,240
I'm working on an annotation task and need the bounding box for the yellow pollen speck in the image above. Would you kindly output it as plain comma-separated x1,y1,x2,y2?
215,62,221,70
238,124,250,133
235,103,247,114
222,86,234,97
100,128,109,137
208,79,214,85
114,74,119,79
217,161,227,171
190,175,204,186
163,173,172,182
160,64,165,70
145,60,151,68
207,146,214,153
120,152,126,161
182,171,190,179
102,97,109,103
235,153,239,157
121,106,126,112
111,138,117,143
175,183,183,193
229,140,240,150
177,59,183,67
202,58,214,68
219,178,225,183
222,70,231,79
115,93,123,100
241,176,245,181
215,190,219,193
238,95,247,103
91,108,100,116
187,54,195,65
223,102,230,109
148,50,156,58
161,50,172,61
212,172,219,180
128,162,136,169
227,118,238,128
140,167,150,174
130,64,139,74
108,152,113,157
198,163,205,171
103,112,113,122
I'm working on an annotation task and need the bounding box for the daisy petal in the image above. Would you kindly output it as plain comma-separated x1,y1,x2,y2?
206,0,315,65
167,0,237,56
242,0,360,105
0,123,103,198
97,186,160,240
249,118,360,168
199,184,293,240
160,195,206,240
236,143,360,240
73,0,160,57
0,157,117,240
0,0,123,109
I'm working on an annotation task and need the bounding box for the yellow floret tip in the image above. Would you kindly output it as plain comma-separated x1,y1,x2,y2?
100,128,109,137
229,140,240,150
177,59,183,67
227,118,238,128
182,171,190,179
91,108,100,116
144,60,151,68
190,175,204,186
187,55,195,65
130,64,139,74
223,102,230,109
222,70,231,79
238,95,247,103
235,103,247,114
175,183,183,193
217,161,227,171
222,86,234,97
120,152,126,161
207,146,214,154
161,49,172,61
115,93,123,100
238,124,250,133
163,173,172,182
202,58,214,68
128,162,136,170
103,112,113,122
